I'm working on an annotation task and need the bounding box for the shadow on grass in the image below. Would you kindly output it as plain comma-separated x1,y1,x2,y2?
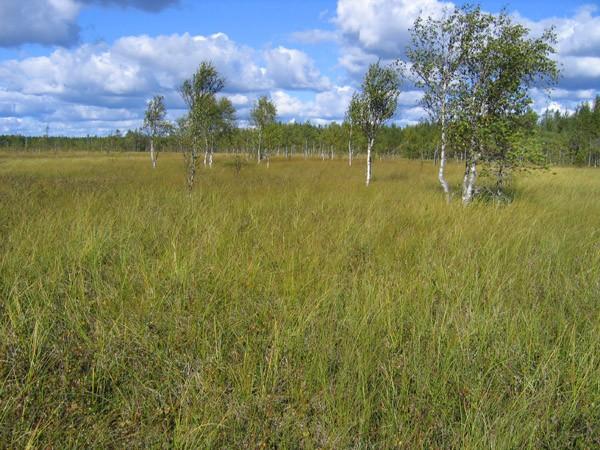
474,184,517,205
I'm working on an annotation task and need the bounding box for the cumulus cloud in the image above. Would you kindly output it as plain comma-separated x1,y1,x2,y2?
517,6,600,58
335,0,453,58
516,6,600,109
0,33,329,101
271,91,306,118
264,47,331,91
270,85,356,123
0,0,178,47
512,5,600,92
0,32,337,134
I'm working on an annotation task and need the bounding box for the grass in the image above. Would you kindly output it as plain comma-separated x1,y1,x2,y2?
0,151,599,448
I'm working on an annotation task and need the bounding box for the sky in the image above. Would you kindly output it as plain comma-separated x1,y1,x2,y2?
0,0,599,136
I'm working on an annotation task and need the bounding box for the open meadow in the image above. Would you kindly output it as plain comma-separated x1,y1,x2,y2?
1,151,599,447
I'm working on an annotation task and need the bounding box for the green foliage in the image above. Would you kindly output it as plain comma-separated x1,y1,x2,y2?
250,96,277,161
351,62,401,143
433,6,559,199
406,7,464,124
178,62,225,111
178,61,228,148
177,62,230,185
143,95,171,139
540,96,600,166
250,96,277,131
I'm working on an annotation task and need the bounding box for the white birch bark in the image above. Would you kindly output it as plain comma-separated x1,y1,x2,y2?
366,137,374,186
150,138,157,168
462,161,470,199
462,156,478,204
438,110,450,202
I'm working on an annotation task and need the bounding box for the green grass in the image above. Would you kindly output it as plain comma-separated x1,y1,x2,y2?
1,151,599,448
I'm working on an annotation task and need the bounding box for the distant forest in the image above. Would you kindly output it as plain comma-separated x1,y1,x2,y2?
2,96,599,167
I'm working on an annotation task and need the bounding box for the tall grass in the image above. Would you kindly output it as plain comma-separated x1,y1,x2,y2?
1,151,599,447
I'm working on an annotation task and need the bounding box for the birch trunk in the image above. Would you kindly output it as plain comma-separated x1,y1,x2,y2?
366,137,374,186
203,135,210,167
462,155,478,204
438,113,450,202
150,138,157,168
187,148,197,191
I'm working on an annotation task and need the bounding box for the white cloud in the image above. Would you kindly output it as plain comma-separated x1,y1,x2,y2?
517,6,600,58
335,0,454,58
264,47,331,91
513,5,600,91
312,85,354,118
0,33,329,102
0,32,335,134
226,94,250,106
560,56,600,84
398,90,423,106
271,91,306,117
270,85,354,122
338,45,379,76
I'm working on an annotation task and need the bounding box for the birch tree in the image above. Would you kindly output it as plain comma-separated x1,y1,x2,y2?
250,96,277,164
406,10,465,202
203,96,236,167
350,62,401,186
451,7,558,203
178,62,225,189
143,95,170,169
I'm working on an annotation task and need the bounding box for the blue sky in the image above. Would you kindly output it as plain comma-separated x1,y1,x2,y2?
0,0,598,136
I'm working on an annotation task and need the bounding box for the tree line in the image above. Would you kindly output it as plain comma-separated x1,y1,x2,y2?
0,122,440,160
2,109,597,171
